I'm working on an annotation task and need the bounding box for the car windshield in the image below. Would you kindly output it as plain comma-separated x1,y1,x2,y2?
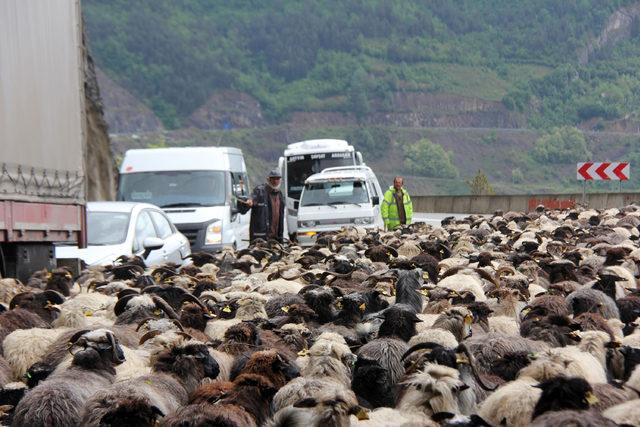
87,212,130,245
286,152,354,200
301,180,369,207
117,170,226,208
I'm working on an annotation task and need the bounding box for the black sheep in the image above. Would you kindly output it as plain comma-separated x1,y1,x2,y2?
394,269,423,313
377,305,421,342
531,376,597,420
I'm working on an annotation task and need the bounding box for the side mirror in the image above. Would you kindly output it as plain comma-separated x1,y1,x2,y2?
294,200,299,210
372,196,380,206
142,237,164,259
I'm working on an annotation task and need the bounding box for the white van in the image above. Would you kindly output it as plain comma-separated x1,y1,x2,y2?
296,166,384,246
117,147,250,251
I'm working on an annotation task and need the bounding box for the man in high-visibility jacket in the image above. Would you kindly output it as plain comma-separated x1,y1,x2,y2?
381,176,413,230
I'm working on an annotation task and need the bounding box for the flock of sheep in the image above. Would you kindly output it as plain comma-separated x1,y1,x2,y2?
0,205,640,426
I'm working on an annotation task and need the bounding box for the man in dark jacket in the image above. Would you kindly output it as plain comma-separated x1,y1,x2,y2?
238,169,285,243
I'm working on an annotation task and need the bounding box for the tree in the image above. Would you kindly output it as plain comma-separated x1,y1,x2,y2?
532,126,590,164
403,139,459,178
347,68,371,120
467,170,495,195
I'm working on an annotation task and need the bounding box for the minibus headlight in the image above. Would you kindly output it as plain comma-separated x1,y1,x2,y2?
298,220,317,228
205,220,222,245
354,217,374,225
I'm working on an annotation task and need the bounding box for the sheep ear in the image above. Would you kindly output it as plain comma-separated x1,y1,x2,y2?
42,290,65,304
293,398,318,408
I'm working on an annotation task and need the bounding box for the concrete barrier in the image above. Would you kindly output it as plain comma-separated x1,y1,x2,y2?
412,192,640,214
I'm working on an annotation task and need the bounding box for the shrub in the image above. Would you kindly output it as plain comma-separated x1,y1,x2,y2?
403,139,459,178
531,126,590,164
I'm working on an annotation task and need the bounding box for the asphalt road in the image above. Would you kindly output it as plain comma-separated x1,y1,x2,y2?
413,212,472,227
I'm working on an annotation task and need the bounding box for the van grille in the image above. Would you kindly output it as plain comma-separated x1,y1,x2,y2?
178,227,200,247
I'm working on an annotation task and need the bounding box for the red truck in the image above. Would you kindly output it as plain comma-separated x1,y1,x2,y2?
0,0,87,281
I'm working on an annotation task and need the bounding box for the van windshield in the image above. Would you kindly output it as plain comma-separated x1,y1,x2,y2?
301,180,369,207
118,171,226,208
286,152,354,200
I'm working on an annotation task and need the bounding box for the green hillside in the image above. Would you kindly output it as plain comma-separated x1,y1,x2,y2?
85,0,637,128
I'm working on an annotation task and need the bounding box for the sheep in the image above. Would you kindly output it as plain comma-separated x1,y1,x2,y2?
2,327,70,380
80,340,219,426
465,333,549,374
602,399,640,426
531,410,618,427
531,376,599,420
396,363,470,417
11,329,125,427
437,272,487,302
566,288,620,320
478,377,541,427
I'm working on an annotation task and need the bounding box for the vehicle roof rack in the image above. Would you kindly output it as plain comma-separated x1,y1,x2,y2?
320,166,372,174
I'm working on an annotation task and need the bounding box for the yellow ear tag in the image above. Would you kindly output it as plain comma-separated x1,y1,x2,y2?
422,272,429,279
297,349,309,357
47,273,52,279
65,273,72,279
356,408,370,421
586,392,599,405
153,309,162,316
336,301,343,309
420,289,429,296
281,306,290,313
359,303,366,312
84,310,93,317
391,287,397,296
223,306,232,313
464,314,473,325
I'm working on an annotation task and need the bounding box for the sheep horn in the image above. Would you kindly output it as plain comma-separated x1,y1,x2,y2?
151,295,180,320
401,342,442,361
181,293,208,312
135,317,157,332
106,331,125,363
170,319,185,332
113,294,137,317
68,329,91,345
139,330,162,345
9,292,31,310
457,343,497,391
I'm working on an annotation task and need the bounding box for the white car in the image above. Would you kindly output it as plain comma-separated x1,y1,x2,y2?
56,202,191,266
296,166,384,246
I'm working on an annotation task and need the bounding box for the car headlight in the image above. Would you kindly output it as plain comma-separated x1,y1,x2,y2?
298,220,317,228
354,217,374,225
205,220,222,245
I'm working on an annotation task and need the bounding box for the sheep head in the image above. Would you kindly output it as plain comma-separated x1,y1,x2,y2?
153,342,220,392
68,329,125,372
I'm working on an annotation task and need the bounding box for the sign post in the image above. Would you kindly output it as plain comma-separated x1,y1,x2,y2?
577,162,630,206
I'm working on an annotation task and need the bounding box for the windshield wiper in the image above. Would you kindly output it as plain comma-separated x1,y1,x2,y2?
302,202,337,209
328,201,362,207
160,202,208,208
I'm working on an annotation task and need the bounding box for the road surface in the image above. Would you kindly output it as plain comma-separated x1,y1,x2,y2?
413,212,473,227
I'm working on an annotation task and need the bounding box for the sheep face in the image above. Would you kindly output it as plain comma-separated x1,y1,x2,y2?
351,359,394,408
153,342,220,382
241,350,300,388
9,290,65,323
45,268,74,296
69,329,125,372
398,364,468,416
378,305,422,342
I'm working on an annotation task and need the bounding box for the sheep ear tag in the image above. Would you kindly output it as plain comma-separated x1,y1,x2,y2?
281,306,290,313
84,310,93,317
356,408,370,421
153,309,162,316
297,349,309,357
586,392,599,405
223,306,232,313
464,314,473,325
359,303,366,312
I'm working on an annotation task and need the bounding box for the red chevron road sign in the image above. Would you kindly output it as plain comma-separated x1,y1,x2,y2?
577,162,629,181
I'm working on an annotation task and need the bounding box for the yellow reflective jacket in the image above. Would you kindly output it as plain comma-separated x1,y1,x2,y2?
381,187,412,230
